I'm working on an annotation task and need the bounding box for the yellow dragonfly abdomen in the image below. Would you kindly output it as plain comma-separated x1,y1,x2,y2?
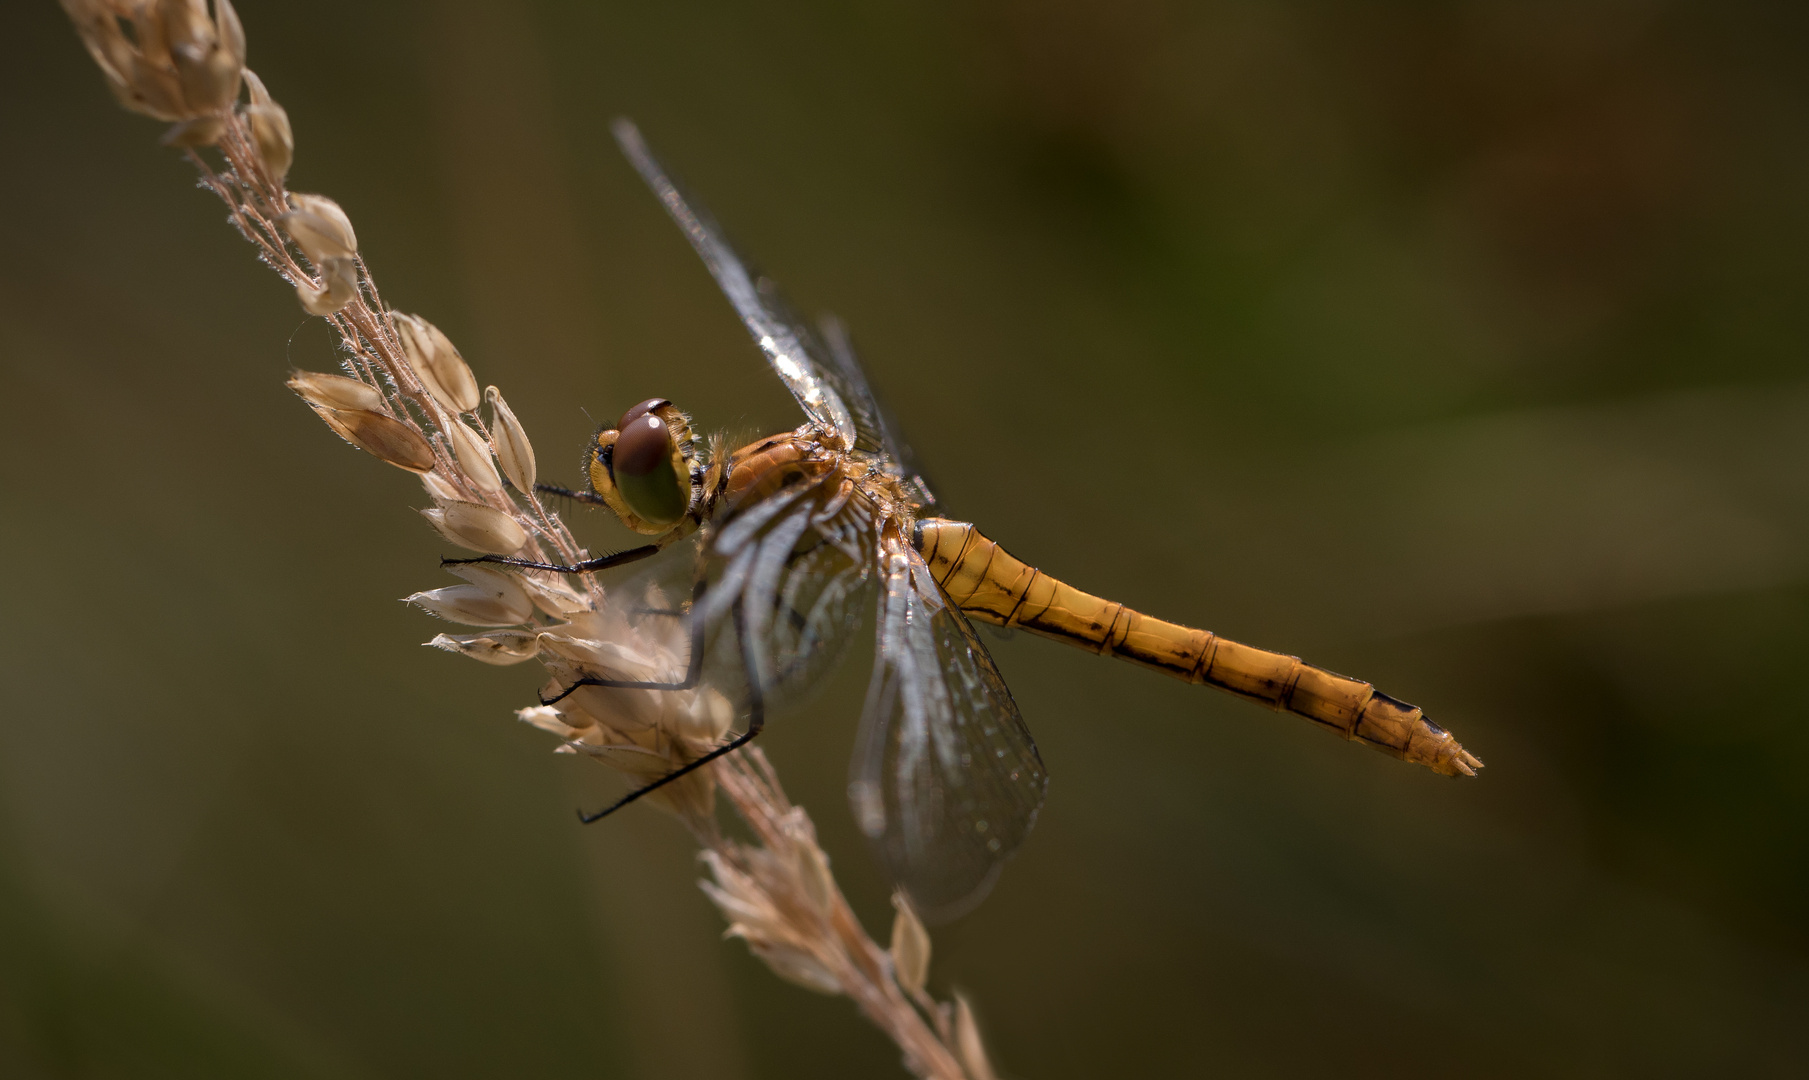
915,518,1482,778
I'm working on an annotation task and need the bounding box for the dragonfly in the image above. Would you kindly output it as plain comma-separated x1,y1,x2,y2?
462,119,1482,922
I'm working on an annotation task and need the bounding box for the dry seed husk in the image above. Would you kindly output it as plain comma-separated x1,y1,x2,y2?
444,562,534,616
287,193,356,253
245,101,292,178
242,66,271,107
169,9,242,114
445,419,502,493
421,501,528,554
428,630,541,666
670,686,734,743
394,313,480,413
214,0,246,70
485,385,536,491
516,572,588,618
160,115,225,147
283,210,354,263
517,704,589,734
281,197,357,267
407,583,533,627
420,469,462,504
953,994,1000,1080
297,256,357,315
287,370,382,411
888,892,931,995
795,841,835,916
311,405,434,472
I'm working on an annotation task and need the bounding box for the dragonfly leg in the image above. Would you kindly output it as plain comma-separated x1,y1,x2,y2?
442,544,659,575
577,599,766,824
539,577,708,706
534,482,610,507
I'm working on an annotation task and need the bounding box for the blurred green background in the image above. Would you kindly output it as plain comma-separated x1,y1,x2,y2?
4,1,1807,1076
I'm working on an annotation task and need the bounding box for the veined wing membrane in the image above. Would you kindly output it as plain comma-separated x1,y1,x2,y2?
699,472,880,704
612,119,861,448
818,315,938,509
850,536,1048,923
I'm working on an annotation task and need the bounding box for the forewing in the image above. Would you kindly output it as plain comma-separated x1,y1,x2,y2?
818,315,938,510
850,538,1048,923
612,119,858,446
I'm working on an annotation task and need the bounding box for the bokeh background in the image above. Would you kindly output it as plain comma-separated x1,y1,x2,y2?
4,1,1807,1076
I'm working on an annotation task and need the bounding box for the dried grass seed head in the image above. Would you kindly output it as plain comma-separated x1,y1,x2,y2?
420,500,528,554
297,256,357,315
485,385,536,491
63,0,246,121
392,313,480,414
288,370,382,412
953,994,1001,1080
445,418,502,494
408,562,534,626
889,891,932,996
700,850,843,995
430,630,541,666
281,193,357,263
241,64,270,106
514,571,589,619
310,404,434,472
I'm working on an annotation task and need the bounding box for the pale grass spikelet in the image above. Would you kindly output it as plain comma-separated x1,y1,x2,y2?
280,194,358,264
890,891,932,996
420,469,463,504
245,102,293,176
421,500,529,554
485,385,537,491
310,405,435,473
409,584,529,627
240,69,293,178
408,564,534,627
701,847,843,995
288,370,383,412
791,821,837,918
242,64,271,105
953,994,1001,1080
63,0,246,122
445,418,503,494
514,572,589,619
394,313,481,413
64,5,1017,1075
430,630,541,666
297,256,358,315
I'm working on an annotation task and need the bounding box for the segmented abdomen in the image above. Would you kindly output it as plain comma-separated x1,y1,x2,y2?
914,518,1481,777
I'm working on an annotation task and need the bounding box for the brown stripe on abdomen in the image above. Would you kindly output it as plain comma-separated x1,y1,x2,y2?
912,517,1482,778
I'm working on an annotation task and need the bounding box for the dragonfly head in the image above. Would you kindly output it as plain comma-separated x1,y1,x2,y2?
587,398,699,533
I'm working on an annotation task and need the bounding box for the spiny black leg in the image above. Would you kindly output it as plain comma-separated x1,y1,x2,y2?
534,482,611,507
442,544,659,575
576,599,766,824
539,577,709,706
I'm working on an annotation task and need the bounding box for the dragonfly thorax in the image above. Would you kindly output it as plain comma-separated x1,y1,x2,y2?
724,430,839,512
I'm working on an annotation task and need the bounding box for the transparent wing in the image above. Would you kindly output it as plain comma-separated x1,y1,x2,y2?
818,315,939,510
694,472,880,704
612,119,862,449
850,536,1049,923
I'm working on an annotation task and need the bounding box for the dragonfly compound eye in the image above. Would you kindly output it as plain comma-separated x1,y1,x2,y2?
617,397,670,431
612,413,687,527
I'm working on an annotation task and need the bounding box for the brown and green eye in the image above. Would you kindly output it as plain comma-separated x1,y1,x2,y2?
612,412,687,526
